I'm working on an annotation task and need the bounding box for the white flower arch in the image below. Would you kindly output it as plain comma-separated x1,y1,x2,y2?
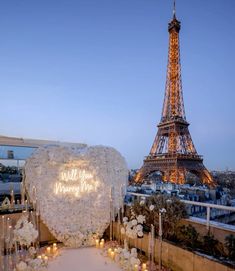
25,145,128,247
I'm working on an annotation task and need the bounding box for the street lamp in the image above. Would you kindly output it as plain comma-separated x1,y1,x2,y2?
159,208,166,270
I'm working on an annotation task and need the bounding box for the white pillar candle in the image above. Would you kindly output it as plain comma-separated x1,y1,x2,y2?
46,246,51,255
95,239,99,248
108,248,112,256
44,255,48,264
142,263,147,270
111,251,115,260
2,216,5,239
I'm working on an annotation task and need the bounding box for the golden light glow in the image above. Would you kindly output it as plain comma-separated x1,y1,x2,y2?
54,168,99,198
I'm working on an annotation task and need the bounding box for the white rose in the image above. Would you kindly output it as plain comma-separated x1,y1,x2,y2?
136,224,143,232
131,219,138,226
131,248,137,257
16,261,28,271
123,217,128,223
137,215,145,224
137,231,144,238
130,256,137,266
149,204,155,211
140,200,145,206
123,251,130,259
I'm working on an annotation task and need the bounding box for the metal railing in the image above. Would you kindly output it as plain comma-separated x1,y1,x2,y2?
126,192,235,231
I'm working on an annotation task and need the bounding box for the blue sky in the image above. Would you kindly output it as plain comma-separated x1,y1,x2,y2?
0,0,234,170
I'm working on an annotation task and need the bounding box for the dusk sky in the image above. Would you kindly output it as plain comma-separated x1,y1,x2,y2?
0,0,234,170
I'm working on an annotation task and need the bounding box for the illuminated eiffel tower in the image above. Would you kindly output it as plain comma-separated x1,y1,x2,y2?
135,1,214,185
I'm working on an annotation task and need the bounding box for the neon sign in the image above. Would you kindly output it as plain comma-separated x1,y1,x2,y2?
54,168,99,198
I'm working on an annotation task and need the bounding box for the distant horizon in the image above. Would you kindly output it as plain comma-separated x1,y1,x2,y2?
0,133,233,172
0,0,234,171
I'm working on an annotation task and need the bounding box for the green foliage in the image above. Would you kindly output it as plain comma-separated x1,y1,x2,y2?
225,234,235,261
177,224,200,249
202,232,225,258
130,194,187,239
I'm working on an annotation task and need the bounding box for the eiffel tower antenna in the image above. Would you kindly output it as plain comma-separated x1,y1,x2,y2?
173,0,176,18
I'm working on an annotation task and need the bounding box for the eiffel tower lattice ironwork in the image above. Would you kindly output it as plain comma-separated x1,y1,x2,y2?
135,4,214,185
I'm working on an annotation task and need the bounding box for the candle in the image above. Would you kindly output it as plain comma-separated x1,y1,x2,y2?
108,248,112,256
101,238,104,243
111,251,115,260
142,263,147,270
46,246,51,255
53,246,58,254
10,189,15,208
6,218,11,237
20,182,25,205
25,200,28,211
100,241,104,249
44,255,48,263
95,239,99,248
2,216,5,239
53,243,57,248
37,255,42,259
134,264,139,271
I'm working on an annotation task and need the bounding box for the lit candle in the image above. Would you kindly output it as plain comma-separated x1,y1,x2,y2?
46,246,51,255
111,251,115,260
53,243,57,248
134,264,139,271
44,256,48,263
95,239,99,248
142,263,147,270
100,241,104,249
108,248,112,256
37,255,42,259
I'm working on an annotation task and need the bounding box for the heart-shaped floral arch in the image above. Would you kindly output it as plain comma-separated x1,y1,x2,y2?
25,145,128,247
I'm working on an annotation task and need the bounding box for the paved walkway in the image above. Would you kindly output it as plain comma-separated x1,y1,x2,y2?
48,247,122,271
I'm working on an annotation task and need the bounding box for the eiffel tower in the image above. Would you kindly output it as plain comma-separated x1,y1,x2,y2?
135,2,214,185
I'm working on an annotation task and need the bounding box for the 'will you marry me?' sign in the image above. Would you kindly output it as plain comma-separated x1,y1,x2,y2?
54,168,100,198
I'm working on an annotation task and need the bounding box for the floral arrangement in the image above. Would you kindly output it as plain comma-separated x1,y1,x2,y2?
121,207,145,239
116,245,141,270
24,145,128,247
102,240,141,271
130,194,187,239
14,214,38,247
15,257,47,271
